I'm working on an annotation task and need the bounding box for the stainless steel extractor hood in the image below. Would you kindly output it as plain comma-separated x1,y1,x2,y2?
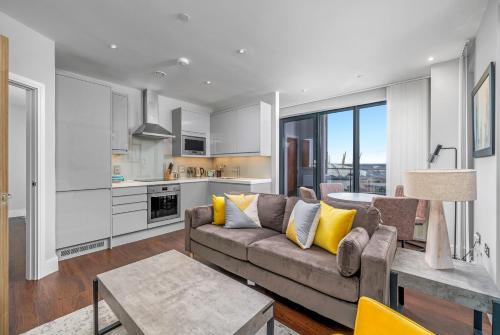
133,89,175,139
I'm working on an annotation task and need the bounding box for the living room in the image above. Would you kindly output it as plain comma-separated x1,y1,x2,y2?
0,0,499,334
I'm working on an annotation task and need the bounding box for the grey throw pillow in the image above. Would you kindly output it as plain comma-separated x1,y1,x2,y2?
257,193,287,232
336,227,370,277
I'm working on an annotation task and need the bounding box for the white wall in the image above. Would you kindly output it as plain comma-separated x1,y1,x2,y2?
0,10,58,277
8,85,26,218
472,0,500,283
429,59,460,249
280,87,387,118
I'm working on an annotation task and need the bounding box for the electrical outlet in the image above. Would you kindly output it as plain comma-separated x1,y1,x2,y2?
485,243,490,258
474,232,481,244
113,165,121,175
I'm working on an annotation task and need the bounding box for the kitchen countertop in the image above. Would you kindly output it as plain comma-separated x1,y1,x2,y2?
112,177,272,188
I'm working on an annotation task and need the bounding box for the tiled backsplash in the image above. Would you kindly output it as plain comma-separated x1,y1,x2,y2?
112,138,271,180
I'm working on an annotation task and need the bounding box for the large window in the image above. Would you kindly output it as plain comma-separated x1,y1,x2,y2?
280,102,387,197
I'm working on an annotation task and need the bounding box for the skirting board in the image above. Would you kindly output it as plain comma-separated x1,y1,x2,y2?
110,221,184,248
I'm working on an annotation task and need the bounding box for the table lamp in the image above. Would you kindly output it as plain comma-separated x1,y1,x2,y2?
404,169,476,269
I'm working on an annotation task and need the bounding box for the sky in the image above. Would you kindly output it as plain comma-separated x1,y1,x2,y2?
327,104,387,164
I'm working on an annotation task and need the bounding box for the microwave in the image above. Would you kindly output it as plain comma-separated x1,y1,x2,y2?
182,135,206,156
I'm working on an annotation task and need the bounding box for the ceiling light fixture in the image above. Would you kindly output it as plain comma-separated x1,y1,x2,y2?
177,57,191,66
428,56,435,62
204,80,212,85
153,70,168,79
237,48,247,54
177,13,190,22
109,44,118,49
301,88,308,93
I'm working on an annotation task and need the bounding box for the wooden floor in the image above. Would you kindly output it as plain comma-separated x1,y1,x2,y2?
9,220,492,335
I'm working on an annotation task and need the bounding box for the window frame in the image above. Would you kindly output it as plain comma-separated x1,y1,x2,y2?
279,100,387,196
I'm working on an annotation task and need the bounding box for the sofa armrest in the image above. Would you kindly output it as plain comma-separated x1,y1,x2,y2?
184,205,214,253
359,225,397,305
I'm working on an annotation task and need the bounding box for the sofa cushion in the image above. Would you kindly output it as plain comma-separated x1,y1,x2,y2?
225,194,261,228
248,234,359,303
324,200,381,237
191,224,279,260
282,196,298,233
337,227,370,277
258,193,287,232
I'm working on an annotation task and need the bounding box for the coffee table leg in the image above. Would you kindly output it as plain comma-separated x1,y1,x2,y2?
474,310,482,335
93,279,99,335
93,278,121,335
266,317,274,335
493,300,500,335
390,271,398,310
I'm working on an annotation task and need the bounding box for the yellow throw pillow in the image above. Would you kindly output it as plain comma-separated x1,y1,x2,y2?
313,201,356,254
212,195,225,225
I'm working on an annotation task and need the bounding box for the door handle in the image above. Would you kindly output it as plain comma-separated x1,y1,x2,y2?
0,193,12,205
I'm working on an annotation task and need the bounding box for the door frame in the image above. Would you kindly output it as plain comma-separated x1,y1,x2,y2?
9,72,46,280
279,113,319,196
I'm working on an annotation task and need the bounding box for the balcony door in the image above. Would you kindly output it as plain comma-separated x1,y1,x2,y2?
280,101,387,198
280,115,318,197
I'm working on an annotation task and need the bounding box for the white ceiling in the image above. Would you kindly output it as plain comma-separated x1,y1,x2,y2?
0,0,488,110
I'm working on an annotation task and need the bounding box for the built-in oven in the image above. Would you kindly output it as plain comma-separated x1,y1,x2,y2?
147,184,181,224
182,135,206,156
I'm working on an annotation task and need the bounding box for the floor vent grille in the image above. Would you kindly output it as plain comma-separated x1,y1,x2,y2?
57,240,107,260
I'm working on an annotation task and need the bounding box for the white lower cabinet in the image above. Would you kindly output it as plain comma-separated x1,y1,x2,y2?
180,182,209,220
208,182,272,196
56,189,111,249
112,187,148,237
112,210,148,236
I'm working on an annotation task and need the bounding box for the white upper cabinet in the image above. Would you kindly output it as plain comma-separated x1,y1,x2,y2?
172,107,211,157
55,74,111,191
210,101,271,156
112,92,129,154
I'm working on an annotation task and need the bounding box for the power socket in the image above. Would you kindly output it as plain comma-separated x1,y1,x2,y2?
485,243,490,258
474,232,481,245
113,165,121,175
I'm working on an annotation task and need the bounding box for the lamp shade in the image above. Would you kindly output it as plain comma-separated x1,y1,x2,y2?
404,169,477,201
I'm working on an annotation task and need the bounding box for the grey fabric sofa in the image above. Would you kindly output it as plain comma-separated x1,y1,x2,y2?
184,194,397,329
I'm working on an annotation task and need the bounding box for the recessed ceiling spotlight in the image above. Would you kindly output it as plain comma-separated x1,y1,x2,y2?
177,13,190,22
109,43,118,49
355,74,364,78
204,80,212,85
428,56,435,62
177,57,191,66
237,48,247,54
301,88,308,93
153,70,168,79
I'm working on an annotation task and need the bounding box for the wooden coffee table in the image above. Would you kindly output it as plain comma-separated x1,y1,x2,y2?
93,250,274,335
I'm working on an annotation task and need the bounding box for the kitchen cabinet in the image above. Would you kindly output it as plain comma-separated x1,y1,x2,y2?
56,74,111,191
172,107,211,157
112,186,148,237
209,182,272,196
112,92,129,154
56,189,111,249
180,182,209,220
210,101,271,156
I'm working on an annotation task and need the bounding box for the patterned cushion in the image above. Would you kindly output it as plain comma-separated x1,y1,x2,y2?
224,194,261,229
285,200,321,249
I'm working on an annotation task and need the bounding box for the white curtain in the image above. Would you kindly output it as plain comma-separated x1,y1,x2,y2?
386,79,430,195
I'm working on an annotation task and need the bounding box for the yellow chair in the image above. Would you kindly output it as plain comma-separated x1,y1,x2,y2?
354,297,435,335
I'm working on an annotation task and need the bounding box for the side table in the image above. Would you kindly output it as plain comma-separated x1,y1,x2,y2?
390,248,500,335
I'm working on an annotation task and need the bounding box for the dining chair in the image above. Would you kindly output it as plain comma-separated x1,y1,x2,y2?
319,182,343,201
354,297,434,335
395,184,429,231
372,196,418,247
299,186,317,200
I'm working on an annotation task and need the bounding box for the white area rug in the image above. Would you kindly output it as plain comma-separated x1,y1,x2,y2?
23,301,298,335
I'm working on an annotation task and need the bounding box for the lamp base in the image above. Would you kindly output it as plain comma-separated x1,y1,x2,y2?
425,200,453,269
